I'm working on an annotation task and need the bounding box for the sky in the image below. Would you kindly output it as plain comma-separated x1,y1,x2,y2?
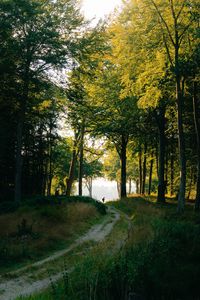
81,0,122,21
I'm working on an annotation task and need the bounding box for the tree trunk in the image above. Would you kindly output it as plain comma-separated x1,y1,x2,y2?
193,81,200,210
86,177,92,198
170,144,174,197
47,123,53,196
136,179,139,194
14,76,29,203
139,147,142,194
15,119,24,203
120,134,128,198
156,107,166,203
78,123,85,196
128,178,132,194
187,167,193,201
66,149,77,196
156,145,159,178
142,143,147,195
165,148,168,194
177,75,186,212
117,181,120,197
66,131,79,196
148,157,154,195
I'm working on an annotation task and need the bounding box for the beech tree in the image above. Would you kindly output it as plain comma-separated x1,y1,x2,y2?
109,0,200,210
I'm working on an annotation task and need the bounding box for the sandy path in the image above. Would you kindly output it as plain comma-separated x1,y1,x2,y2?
0,207,121,300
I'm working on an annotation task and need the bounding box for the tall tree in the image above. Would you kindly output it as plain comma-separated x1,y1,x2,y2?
0,0,85,202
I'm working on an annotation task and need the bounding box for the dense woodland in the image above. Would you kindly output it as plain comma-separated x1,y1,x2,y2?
0,0,200,213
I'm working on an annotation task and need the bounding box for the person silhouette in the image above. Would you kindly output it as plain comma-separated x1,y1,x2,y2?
102,197,105,203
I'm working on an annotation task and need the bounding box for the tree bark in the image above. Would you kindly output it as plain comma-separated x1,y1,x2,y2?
187,168,193,201
47,121,53,196
142,143,147,195
117,181,120,197
86,177,92,197
176,74,186,212
165,147,168,194
148,157,154,195
78,123,85,196
120,134,128,198
136,179,139,194
170,142,175,197
193,81,200,210
156,107,166,203
66,131,79,196
128,178,132,194
139,147,142,194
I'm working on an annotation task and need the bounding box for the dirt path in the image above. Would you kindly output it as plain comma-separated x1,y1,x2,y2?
0,206,122,300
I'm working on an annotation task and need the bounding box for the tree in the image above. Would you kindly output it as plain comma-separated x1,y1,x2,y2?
0,0,87,202
84,58,139,198
109,0,200,210
143,0,200,211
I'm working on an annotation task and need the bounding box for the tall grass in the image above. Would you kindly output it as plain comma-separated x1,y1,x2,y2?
0,196,106,271
25,197,200,300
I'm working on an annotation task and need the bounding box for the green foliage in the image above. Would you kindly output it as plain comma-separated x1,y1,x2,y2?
0,0,89,201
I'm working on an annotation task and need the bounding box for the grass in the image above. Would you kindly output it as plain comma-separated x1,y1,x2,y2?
4,195,200,300
0,196,106,273
18,195,200,300
15,211,130,300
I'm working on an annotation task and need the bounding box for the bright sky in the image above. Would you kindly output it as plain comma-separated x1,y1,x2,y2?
81,0,122,21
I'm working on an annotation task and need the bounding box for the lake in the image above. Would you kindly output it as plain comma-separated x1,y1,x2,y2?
75,177,136,202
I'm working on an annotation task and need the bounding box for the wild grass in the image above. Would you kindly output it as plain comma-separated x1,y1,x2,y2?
15,214,130,300
0,197,105,272
19,196,200,300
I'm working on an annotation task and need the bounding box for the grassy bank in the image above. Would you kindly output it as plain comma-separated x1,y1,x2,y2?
0,196,106,273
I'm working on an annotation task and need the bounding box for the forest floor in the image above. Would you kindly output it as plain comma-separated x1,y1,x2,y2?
2,196,199,300
0,205,129,300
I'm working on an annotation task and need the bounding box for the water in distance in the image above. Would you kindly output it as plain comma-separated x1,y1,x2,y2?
75,177,136,202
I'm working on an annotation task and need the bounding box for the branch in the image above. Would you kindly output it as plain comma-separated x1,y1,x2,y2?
150,0,175,47
179,20,194,47
162,33,174,67
169,0,177,22
83,147,103,157
176,2,185,20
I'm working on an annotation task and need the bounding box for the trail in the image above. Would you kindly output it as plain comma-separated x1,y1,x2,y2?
0,207,122,300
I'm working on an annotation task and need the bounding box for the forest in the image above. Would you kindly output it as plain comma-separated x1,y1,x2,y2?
0,0,200,299
0,0,200,210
